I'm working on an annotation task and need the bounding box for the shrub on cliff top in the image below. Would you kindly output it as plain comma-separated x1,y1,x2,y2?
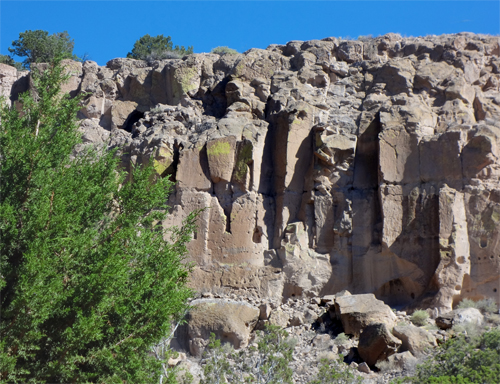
127,34,193,60
210,46,238,55
0,57,197,383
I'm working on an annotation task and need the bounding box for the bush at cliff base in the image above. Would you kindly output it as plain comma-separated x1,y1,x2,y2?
393,328,500,384
0,58,197,383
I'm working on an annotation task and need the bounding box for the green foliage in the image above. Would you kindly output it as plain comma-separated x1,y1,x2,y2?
407,329,500,384
309,356,361,384
201,334,233,384
8,30,77,69
127,34,193,60
150,317,193,384
410,310,429,326
200,326,364,384
457,298,498,314
334,332,349,345
0,58,197,383
250,324,295,384
201,325,294,384
210,46,238,55
0,54,23,70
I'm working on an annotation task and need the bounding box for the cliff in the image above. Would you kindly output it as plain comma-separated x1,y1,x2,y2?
2,32,499,315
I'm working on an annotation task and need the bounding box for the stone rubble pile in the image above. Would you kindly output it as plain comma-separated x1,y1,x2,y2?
170,291,482,383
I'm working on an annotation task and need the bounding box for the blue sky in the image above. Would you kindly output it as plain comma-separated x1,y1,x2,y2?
1,1,499,66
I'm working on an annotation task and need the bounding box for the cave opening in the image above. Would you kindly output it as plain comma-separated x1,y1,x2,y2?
123,110,145,133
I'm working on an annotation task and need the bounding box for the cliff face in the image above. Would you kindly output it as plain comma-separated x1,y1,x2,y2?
2,33,499,314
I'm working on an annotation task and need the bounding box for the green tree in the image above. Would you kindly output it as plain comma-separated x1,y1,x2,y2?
309,356,361,384
8,30,76,69
0,54,23,71
127,34,193,60
0,57,197,383
201,334,233,384
405,329,500,384
202,325,294,384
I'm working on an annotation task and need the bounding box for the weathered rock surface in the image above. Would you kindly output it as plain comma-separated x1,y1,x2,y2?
0,63,28,108
334,294,397,336
435,307,484,330
4,32,500,314
377,351,418,373
392,325,437,357
182,299,259,356
358,323,402,366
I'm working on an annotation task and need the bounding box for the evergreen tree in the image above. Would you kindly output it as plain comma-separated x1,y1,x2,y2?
0,55,23,71
8,30,76,69
0,58,197,383
127,34,193,60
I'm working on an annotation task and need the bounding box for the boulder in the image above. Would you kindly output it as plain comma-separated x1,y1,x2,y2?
358,323,402,367
334,294,397,337
358,362,371,374
185,299,259,356
268,309,289,328
376,351,418,372
392,325,437,357
435,308,484,330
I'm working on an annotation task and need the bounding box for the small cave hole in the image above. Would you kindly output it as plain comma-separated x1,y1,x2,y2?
224,211,232,234
297,110,307,120
490,255,494,259
123,110,145,134
480,236,488,248
252,226,262,243
494,288,498,293
411,293,415,299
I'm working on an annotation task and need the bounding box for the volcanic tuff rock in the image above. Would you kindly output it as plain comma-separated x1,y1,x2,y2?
2,33,500,314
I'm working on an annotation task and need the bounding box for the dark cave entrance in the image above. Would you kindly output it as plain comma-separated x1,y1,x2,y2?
123,110,145,133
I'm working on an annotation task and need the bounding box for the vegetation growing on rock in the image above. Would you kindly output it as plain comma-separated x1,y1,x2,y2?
127,34,193,60
0,58,197,382
8,30,77,69
210,46,239,55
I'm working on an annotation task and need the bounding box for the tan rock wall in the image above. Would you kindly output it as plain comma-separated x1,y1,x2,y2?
12,33,500,312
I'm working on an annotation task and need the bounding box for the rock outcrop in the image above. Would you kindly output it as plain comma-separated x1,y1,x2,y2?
181,298,259,356
435,307,484,330
392,325,437,357
358,323,402,366
3,33,500,314
334,293,397,336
